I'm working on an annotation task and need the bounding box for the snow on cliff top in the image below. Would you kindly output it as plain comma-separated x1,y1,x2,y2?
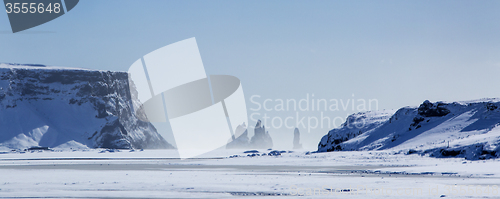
0,63,104,72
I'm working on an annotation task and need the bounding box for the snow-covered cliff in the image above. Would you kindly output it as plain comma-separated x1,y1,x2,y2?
0,63,172,150
318,99,500,160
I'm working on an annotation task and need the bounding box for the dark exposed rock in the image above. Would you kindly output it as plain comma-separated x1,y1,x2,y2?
411,117,425,127
486,103,498,111
418,100,450,117
267,150,282,156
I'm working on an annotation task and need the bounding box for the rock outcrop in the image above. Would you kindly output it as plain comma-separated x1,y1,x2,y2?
249,120,273,149
293,128,302,149
226,123,250,149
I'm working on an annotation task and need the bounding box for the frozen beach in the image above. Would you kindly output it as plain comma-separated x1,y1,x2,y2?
1,149,499,198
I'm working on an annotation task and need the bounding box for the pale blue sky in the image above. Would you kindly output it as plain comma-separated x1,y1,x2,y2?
1,1,499,148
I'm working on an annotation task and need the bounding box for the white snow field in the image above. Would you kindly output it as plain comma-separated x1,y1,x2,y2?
0,149,499,198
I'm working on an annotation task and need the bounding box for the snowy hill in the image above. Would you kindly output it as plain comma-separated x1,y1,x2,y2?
318,99,500,160
0,63,172,150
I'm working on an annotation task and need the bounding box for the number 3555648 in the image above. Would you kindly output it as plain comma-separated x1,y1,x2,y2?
5,3,61,14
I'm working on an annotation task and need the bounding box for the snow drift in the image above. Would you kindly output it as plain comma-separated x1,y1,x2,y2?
318,99,500,160
0,63,173,150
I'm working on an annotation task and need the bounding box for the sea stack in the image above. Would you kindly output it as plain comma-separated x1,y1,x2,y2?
293,128,302,149
225,123,250,149
249,120,273,149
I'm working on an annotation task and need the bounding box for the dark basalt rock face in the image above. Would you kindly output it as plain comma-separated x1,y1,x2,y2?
0,64,173,149
418,100,450,117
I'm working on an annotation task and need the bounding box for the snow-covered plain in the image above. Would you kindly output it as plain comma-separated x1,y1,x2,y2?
1,149,499,198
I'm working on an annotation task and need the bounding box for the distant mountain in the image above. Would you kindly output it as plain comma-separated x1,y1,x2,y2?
0,63,173,150
318,99,500,160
